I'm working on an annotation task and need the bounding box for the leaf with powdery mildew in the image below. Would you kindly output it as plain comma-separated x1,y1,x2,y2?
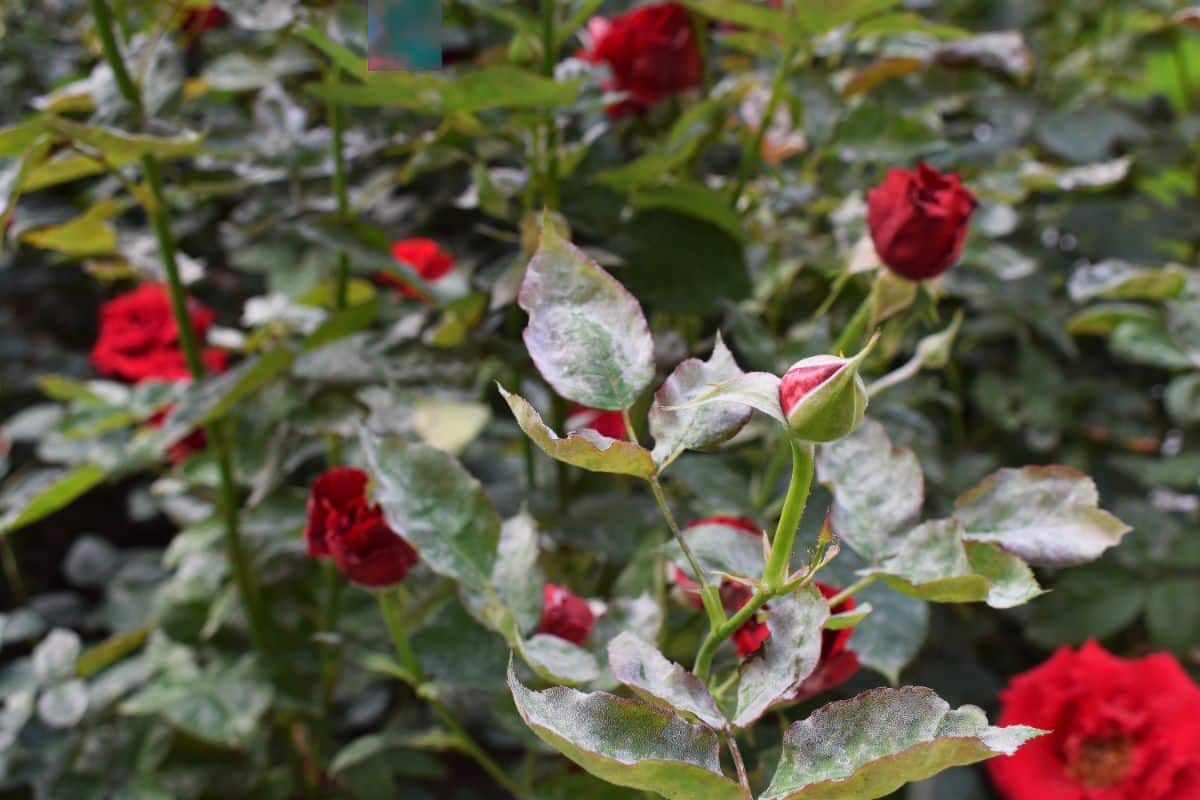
508,665,743,800
662,371,785,425
954,466,1130,567
608,633,724,728
521,634,600,685
519,224,655,411
870,519,1043,608
732,588,827,728
649,333,753,470
361,430,499,595
761,687,1044,800
498,385,655,478
816,419,924,564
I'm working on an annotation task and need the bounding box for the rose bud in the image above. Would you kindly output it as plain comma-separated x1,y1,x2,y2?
577,2,703,118
537,584,595,645
567,404,627,440
778,341,873,442
91,283,228,383
988,642,1200,800
866,162,977,282
377,238,455,299
304,467,419,588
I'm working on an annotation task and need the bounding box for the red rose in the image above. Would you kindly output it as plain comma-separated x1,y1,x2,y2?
146,407,206,464
181,4,230,35
787,582,860,702
578,2,704,118
866,162,976,281
91,284,228,383
378,238,455,299
567,404,628,440
303,467,419,588
537,583,595,645
988,642,1200,800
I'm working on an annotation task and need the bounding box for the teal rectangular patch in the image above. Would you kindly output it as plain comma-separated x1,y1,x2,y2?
368,0,442,71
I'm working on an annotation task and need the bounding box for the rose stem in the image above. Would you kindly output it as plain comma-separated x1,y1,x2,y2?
539,0,559,209
377,587,521,798
761,439,814,590
730,38,798,208
624,407,727,631
693,439,815,681
725,728,754,800
825,575,876,609
831,294,872,356
89,0,271,654
0,537,26,605
318,60,353,712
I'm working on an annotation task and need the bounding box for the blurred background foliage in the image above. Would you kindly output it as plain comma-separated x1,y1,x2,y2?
0,0,1197,798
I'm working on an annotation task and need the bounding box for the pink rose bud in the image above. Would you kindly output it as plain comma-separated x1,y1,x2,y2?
778,339,874,442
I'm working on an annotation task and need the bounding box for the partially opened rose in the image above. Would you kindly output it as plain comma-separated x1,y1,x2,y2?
867,162,976,281
537,584,595,645
378,238,456,299
577,2,703,118
304,467,419,588
91,283,228,383
988,642,1200,800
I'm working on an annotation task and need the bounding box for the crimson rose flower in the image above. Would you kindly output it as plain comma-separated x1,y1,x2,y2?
988,642,1200,800
146,407,206,464
866,162,976,281
91,283,228,383
181,4,230,34
578,2,703,118
378,238,455,299
304,467,419,588
567,404,628,440
537,584,595,645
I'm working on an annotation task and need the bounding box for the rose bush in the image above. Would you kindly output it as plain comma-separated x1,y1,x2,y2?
0,2,1196,799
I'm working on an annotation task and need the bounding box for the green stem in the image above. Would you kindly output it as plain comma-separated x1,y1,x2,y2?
693,588,770,681
1,536,26,605
1175,32,1194,113
88,0,142,118
91,0,271,655
648,477,726,630
539,0,559,209
826,574,876,609
377,588,520,798
329,86,351,309
731,41,795,208
318,562,345,711
832,294,872,356
761,439,814,590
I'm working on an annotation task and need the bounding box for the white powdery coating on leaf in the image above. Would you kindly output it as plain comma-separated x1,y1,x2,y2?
954,465,1130,567
608,632,725,728
519,227,655,411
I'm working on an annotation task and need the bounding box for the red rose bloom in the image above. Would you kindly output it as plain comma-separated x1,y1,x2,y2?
303,467,419,588
181,4,230,35
537,584,595,645
378,238,455,299
147,407,206,464
866,162,976,281
988,642,1200,800
578,2,704,118
567,405,628,440
91,284,228,383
